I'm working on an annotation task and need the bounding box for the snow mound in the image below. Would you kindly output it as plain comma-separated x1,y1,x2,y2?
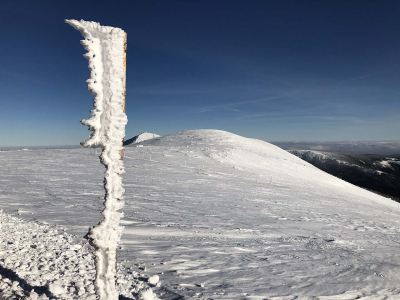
137,129,397,210
138,129,297,162
0,210,156,300
124,133,160,146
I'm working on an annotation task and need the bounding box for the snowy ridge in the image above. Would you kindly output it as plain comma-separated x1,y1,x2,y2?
138,130,397,209
66,19,128,300
0,210,157,300
375,159,400,170
290,150,350,165
124,133,160,146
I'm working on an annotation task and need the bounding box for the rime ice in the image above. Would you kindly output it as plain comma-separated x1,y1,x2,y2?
65,19,128,300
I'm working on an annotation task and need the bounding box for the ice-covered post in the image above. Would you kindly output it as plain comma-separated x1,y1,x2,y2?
66,19,128,300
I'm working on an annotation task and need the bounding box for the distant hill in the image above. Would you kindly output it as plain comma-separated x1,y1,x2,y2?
123,132,160,146
290,150,400,201
272,141,400,155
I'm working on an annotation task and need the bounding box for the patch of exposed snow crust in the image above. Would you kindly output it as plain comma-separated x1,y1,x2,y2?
66,19,128,300
0,210,156,299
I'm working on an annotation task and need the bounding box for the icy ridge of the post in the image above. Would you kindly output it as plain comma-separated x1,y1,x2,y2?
66,19,128,300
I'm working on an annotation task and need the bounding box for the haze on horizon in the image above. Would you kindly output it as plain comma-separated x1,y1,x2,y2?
1,1,399,147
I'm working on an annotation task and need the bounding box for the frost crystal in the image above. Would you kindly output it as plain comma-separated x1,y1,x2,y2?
66,19,128,300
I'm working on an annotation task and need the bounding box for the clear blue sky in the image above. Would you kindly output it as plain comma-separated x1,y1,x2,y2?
1,0,400,146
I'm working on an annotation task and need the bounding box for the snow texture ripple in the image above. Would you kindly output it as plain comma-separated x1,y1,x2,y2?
65,19,128,300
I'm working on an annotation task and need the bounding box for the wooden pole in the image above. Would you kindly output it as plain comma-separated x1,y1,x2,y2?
67,20,128,299
120,33,127,158
116,32,127,286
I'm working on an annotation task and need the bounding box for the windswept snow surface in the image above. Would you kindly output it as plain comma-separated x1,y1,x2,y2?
1,130,400,299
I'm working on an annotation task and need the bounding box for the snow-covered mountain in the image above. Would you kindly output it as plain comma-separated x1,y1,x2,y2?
273,141,400,155
290,150,400,201
1,130,400,299
124,133,160,146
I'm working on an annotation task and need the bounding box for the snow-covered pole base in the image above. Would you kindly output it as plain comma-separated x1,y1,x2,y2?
66,19,128,300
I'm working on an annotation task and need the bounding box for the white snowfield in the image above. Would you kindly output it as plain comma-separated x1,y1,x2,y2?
1,130,400,299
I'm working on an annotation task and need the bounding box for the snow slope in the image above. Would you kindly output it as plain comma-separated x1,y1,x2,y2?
1,130,400,299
